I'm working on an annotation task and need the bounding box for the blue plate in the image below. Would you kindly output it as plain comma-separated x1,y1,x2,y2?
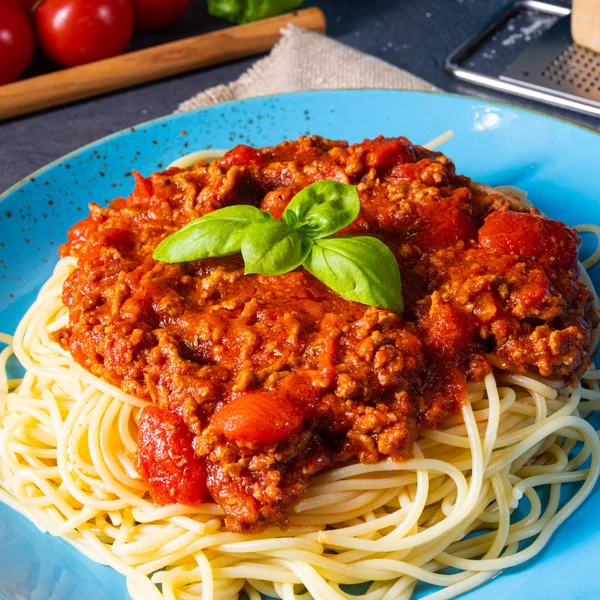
0,90,599,600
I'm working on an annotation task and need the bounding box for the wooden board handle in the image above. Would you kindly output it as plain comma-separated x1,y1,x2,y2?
0,8,326,121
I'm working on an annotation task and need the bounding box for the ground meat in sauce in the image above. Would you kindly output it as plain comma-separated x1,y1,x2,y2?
55,135,598,531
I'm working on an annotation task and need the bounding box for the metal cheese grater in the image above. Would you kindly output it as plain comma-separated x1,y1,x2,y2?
445,0,600,118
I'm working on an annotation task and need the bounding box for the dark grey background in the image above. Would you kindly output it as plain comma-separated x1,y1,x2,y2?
0,0,594,194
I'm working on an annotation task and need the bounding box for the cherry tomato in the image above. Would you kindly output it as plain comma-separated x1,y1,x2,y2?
34,0,134,67
0,0,35,85
17,0,37,8
130,0,190,31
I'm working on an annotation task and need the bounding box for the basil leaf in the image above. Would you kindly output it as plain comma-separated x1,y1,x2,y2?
207,0,304,24
242,220,311,275
283,181,360,240
303,236,403,313
153,205,265,263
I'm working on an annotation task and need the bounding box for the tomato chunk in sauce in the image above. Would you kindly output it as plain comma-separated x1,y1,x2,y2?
419,300,479,360
210,391,304,446
479,210,580,270
363,136,418,169
137,406,210,506
217,144,264,167
414,201,477,252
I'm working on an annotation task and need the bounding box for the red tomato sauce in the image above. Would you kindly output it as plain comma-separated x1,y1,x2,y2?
55,135,597,531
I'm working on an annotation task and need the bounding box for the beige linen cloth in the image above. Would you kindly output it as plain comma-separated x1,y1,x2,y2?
177,24,437,112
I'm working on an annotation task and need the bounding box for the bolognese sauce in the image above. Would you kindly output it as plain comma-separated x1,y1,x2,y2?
55,136,597,531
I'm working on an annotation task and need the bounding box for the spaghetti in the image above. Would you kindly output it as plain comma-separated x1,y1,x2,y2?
1,137,599,600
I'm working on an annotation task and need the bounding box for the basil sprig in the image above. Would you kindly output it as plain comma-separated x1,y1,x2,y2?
304,236,403,313
153,181,403,312
153,205,270,263
283,180,360,239
242,220,312,275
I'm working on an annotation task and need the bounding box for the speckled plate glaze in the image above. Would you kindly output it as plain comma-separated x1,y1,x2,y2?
0,90,599,600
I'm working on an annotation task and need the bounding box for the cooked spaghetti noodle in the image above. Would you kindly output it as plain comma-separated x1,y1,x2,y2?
1,136,599,600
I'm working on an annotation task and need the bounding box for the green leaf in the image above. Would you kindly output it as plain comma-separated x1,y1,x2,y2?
282,181,360,240
242,219,311,275
207,0,304,24
303,236,403,313
153,205,266,263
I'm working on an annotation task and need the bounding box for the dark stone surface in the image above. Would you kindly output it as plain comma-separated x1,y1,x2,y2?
0,0,595,193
